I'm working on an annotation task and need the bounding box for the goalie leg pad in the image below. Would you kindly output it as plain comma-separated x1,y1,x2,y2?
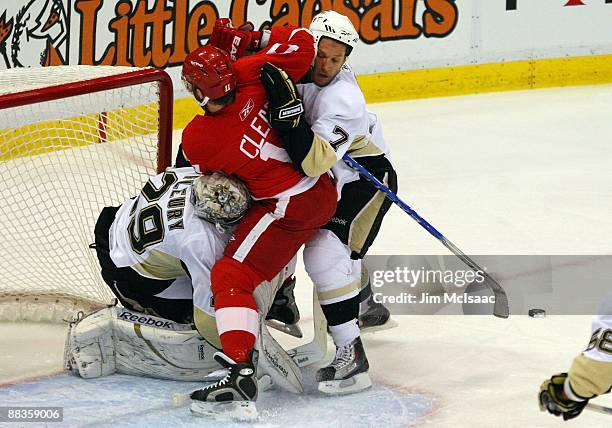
64,308,116,379
65,307,223,381
113,308,221,381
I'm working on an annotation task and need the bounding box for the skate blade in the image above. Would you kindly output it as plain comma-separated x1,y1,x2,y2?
190,400,258,421
265,319,303,338
359,318,398,334
318,372,372,396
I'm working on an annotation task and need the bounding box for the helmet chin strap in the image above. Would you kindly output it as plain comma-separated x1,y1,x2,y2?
197,95,210,107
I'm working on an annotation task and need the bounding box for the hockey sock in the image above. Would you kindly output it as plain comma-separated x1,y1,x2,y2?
212,257,262,363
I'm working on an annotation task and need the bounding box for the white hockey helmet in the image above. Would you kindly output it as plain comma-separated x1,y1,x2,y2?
191,172,251,230
309,10,359,56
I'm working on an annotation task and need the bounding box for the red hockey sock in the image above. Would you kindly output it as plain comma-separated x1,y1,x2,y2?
219,330,256,363
211,257,263,363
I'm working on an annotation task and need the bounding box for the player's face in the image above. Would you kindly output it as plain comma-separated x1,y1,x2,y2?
312,38,347,87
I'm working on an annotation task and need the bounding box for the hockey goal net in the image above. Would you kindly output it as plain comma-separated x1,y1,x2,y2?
0,66,173,322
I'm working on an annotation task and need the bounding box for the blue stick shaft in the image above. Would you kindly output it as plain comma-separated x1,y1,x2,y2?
343,155,444,240
342,154,509,318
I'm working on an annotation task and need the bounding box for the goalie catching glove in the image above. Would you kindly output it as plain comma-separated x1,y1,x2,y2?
539,373,588,421
260,62,305,131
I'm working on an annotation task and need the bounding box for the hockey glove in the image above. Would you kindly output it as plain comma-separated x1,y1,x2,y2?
208,18,264,61
539,373,588,421
260,62,305,131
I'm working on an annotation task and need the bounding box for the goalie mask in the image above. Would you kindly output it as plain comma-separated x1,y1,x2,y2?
191,172,251,229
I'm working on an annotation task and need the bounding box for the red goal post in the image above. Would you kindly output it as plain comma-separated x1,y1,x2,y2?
0,66,174,322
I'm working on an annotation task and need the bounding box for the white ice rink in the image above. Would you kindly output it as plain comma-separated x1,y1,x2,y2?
2,84,612,427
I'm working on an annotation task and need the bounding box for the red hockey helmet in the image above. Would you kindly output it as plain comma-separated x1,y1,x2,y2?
182,45,236,106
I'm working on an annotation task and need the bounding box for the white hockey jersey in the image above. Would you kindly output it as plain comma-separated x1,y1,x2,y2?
108,167,231,317
583,295,612,363
566,295,612,399
297,63,391,195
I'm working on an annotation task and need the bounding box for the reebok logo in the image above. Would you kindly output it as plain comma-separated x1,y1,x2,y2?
118,310,174,329
198,344,206,360
240,98,255,121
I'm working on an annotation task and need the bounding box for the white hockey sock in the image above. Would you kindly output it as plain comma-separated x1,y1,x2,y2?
328,319,360,347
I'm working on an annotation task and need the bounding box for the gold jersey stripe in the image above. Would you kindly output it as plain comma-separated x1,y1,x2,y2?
317,279,360,303
132,249,185,280
194,307,221,349
301,133,338,177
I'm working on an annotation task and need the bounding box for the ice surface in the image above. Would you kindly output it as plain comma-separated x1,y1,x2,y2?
0,372,432,427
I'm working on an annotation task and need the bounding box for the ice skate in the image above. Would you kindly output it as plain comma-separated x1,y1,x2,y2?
190,350,259,421
359,295,397,333
316,337,372,395
266,276,303,338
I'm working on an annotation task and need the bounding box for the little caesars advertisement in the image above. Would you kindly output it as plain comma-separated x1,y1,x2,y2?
0,0,459,71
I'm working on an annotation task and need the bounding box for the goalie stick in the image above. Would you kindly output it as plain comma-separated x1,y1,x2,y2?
342,154,510,318
287,289,328,368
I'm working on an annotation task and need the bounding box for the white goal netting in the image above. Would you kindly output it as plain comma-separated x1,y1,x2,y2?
0,66,172,322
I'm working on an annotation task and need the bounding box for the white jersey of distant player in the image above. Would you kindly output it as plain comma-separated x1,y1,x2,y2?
108,166,230,317
298,63,390,194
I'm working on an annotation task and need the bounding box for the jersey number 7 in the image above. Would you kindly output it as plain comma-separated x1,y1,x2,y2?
330,125,349,151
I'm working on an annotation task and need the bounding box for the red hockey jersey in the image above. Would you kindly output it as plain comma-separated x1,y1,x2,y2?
182,26,315,199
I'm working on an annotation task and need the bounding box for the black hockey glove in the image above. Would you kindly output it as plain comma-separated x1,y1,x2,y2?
539,373,588,421
260,62,304,131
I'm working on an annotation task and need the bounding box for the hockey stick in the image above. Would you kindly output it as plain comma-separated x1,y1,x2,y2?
287,289,328,367
586,403,612,416
342,154,509,318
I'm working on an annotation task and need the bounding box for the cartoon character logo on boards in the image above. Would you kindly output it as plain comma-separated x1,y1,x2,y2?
0,0,68,69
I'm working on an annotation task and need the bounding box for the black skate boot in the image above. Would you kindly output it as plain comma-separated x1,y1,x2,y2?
190,350,259,420
265,276,303,338
358,294,397,333
316,337,372,395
